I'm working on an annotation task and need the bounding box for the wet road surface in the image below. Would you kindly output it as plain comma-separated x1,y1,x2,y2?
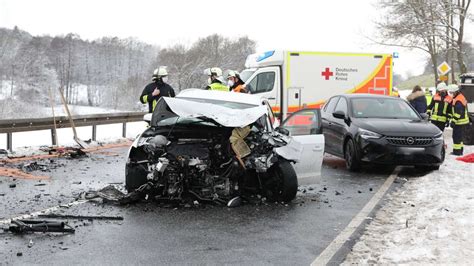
0,147,396,265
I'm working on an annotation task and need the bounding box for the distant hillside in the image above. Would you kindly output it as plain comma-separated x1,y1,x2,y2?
395,72,466,90
395,74,436,90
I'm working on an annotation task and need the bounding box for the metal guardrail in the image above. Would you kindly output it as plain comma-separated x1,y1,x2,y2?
0,112,147,151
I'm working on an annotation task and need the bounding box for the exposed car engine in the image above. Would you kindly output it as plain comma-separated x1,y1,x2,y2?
126,122,298,205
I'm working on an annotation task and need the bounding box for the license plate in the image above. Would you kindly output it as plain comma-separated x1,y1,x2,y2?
398,147,425,155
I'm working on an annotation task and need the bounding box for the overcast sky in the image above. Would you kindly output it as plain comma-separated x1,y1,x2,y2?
1,0,473,77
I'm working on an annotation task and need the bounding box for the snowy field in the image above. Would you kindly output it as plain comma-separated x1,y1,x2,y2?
0,121,148,151
0,80,12,100
344,131,474,264
42,105,133,117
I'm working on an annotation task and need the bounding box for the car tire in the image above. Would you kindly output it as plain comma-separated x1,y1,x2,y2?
125,163,148,192
344,138,361,171
266,160,298,203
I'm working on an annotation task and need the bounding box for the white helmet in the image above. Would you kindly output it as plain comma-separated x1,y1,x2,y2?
436,82,447,91
153,66,168,77
447,84,459,93
204,67,223,77
227,70,240,78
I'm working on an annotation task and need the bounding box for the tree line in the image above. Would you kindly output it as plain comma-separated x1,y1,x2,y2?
0,26,256,118
374,0,472,83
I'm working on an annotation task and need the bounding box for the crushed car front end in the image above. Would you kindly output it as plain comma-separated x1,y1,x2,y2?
125,94,302,205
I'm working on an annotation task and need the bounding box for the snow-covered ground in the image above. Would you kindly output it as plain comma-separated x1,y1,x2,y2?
0,121,148,151
42,105,133,117
344,131,474,264
0,80,13,100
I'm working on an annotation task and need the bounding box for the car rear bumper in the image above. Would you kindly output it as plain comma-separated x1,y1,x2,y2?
357,137,445,166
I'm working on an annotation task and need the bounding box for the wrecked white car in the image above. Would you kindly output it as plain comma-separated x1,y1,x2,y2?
125,89,324,205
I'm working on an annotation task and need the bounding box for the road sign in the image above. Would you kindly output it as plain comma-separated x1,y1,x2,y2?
437,62,451,75
439,75,448,81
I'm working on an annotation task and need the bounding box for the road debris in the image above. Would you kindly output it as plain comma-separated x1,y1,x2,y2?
38,214,123,221
9,183,16,188
21,162,49,172
8,219,75,234
0,167,49,180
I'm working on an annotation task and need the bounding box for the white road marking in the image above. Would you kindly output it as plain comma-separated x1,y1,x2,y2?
0,200,89,225
311,167,400,266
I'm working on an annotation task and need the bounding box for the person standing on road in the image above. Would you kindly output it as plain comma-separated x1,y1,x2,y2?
448,84,469,156
140,67,175,113
204,67,229,91
407,85,427,114
425,87,433,106
427,82,452,132
227,70,247,93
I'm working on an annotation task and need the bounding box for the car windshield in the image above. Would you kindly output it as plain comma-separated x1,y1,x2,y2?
351,98,420,119
239,69,255,82
156,97,258,127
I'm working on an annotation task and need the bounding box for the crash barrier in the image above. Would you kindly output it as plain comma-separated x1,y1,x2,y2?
0,112,146,151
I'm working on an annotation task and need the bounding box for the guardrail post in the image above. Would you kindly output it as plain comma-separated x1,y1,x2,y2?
7,132,12,152
92,125,97,141
51,129,57,146
122,123,127,138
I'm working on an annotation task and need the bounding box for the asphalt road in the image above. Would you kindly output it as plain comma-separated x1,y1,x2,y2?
0,147,396,265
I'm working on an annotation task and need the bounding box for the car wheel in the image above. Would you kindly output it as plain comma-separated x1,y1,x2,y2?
125,163,148,192
266,160,298,202
344,138,361,171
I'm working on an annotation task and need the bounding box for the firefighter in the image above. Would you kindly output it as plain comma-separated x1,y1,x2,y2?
392,87,400,97
427,82,452,132
425,87,433,106
227,70,247,93
204,67,229,91
448,84,469,156
140,67,175,113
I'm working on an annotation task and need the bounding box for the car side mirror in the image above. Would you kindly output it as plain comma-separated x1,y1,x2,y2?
143,113,152,123
332,111,346,119
419,113,429,121
275,127,290,136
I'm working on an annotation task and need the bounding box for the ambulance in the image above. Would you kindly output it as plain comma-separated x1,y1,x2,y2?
240,51,393,120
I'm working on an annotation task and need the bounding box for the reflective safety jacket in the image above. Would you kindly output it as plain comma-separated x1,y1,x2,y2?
451,93,469,125
427,93,452,122
207,81,229,91
231,82,247,93
425,91,433,106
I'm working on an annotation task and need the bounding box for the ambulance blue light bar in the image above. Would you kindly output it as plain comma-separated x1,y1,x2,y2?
256,51,275,62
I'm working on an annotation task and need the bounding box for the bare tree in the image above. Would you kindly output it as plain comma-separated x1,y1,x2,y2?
374,0,471,84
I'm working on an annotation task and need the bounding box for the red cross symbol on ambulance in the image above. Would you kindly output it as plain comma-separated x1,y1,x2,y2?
321,67,334,80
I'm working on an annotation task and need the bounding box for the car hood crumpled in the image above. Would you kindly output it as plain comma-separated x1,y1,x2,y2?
162,97,268,127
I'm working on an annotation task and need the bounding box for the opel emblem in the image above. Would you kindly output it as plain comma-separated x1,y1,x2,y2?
406,137,415,145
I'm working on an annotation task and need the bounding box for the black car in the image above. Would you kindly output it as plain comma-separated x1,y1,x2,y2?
321,94,445,171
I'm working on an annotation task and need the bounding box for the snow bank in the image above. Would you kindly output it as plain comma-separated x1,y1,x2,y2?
344,132,474,264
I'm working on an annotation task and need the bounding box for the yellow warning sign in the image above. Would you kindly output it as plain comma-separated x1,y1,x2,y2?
437,62,451,75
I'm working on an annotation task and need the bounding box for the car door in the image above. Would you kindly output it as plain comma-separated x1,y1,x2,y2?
321,96,339,154
280,109,325,185
331,97,349,156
